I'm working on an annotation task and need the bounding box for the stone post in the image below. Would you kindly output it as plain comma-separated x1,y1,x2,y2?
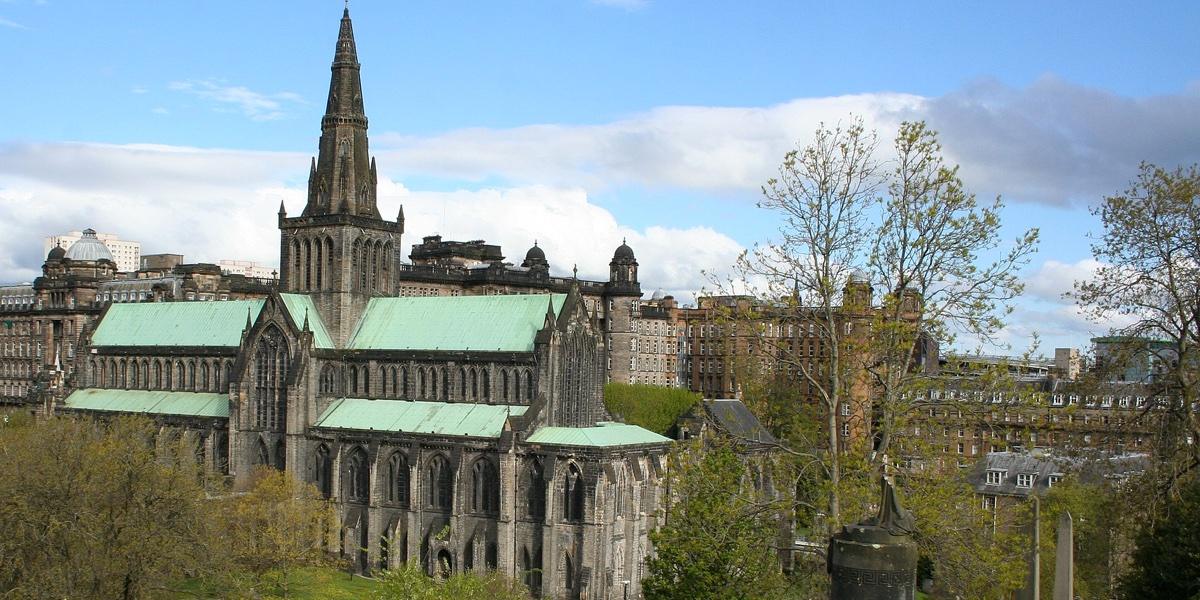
1054,511,1073,600
828,476,918,600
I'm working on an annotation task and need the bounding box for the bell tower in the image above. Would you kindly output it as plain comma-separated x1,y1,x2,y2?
279,7,404,347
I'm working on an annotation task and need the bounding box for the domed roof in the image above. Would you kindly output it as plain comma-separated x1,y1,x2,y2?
612,239,636,261
47,244,66,260
64,229,114,262
651,288,666,300
525,243,546,262
848,269,870,284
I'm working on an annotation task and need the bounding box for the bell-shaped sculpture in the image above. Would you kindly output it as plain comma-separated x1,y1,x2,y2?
827,475,919,600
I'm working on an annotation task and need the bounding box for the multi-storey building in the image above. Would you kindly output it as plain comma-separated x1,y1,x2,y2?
0,232,274,407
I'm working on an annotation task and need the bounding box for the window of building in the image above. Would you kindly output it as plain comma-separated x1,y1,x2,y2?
427,455,453,510
1048,474,1063,488
346,446,370,502
387,451,409,505
1016,473,1036,488
986,469,1006,486
563,463,585,522
471,458,499,515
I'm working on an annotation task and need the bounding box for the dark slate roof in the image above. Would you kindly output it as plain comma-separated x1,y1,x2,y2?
968,450,1149,497
703,399,776,444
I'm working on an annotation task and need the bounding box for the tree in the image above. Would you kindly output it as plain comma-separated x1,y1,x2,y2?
373,562,530,600
710,119,1038,595
1119,475,1200,599
603,382,701,436
0,415,216,599
1074,163,1200,490
216,466,337,597
642,439,787,600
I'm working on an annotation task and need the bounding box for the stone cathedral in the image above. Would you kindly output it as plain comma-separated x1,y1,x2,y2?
60,9,671,599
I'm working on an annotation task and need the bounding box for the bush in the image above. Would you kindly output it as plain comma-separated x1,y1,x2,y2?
603,383,700,435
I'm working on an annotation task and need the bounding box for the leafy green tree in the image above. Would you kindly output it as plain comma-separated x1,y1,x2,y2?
1074,163,1200,491
1120,476,1200,599
214,466,337,598
710,119,1038,596
603,382,700,435
0,415,216,600
372,562,530,600
642,440,787,600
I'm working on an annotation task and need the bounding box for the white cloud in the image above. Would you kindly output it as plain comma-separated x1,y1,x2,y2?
0,142,741,300
1023,258,1104,303
0,16,26,29
375,79,1200,206
168,79,305,121
375,94,922,192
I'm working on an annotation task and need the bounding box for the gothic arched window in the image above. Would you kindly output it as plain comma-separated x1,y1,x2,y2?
346,446,369,502
315,444,332,498
525,370,534,401
201,362,210,390
130,361,139,389
459,367,467,399
482,370,491,402
501,370,509,402
471,458,498,515
427,454,452,510
175,362,184,390
387,451,409,505
253,327,289,431
470,369,478,400
524,458,545,520
563,463,584,522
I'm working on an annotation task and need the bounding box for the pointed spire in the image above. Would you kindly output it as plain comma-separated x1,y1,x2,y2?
245,305,253,331
278,200,287,216
302,308,311,332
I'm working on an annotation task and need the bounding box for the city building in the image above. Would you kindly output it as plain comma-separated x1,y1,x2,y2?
33,10,672,598
217,259,277,280
45,230,141,273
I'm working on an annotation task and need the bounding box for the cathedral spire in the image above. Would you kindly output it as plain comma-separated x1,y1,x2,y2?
302,7,379,219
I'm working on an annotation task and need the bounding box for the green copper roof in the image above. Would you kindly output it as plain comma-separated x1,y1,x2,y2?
91,300,264,347
526,422,672,447
64,388,229,418
314,398,529,438
348,294,566,352
280,293,334,349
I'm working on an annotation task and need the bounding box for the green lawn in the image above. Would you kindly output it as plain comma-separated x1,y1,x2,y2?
172,566,380,599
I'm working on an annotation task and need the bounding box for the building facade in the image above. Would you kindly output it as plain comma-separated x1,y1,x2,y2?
46,230,141,273
44,10,671,598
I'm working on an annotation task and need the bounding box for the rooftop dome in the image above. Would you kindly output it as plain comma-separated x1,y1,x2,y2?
525,243,546,262
47,244,66,260
848,269,870,284
650,288,666,300
64,229,114,262
612,239,636,262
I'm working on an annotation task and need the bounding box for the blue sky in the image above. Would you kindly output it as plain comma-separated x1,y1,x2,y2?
1,0,1198,355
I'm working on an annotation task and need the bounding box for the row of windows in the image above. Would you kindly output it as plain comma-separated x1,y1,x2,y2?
321,363,535,403
89,357,233,393
312,447,585,523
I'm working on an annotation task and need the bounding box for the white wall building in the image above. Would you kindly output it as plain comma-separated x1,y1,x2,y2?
45,231,141,273
217,259,276,279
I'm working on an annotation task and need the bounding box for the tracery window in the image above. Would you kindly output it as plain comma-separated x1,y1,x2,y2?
387,451,409,505
471,458,499,515
563,463,584,522
524,458,545,520
315,444,332,498
254,326,289,431
346,446,369,502
427,454,453,510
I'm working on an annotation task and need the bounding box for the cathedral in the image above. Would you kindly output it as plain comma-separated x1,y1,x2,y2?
58,9,671,598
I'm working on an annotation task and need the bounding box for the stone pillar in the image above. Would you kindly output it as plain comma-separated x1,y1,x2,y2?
1053,511,1073,600
828,476,918,600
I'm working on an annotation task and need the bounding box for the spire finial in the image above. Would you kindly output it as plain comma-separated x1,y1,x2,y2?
533,239,538,247
622,237,626,244
572,264,578,279
302,308,311,332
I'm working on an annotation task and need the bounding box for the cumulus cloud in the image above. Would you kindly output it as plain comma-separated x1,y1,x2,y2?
375,79,1200,206
0,141,741,299
1022,258,1104,303
168,80,306,121
373,93,923,192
